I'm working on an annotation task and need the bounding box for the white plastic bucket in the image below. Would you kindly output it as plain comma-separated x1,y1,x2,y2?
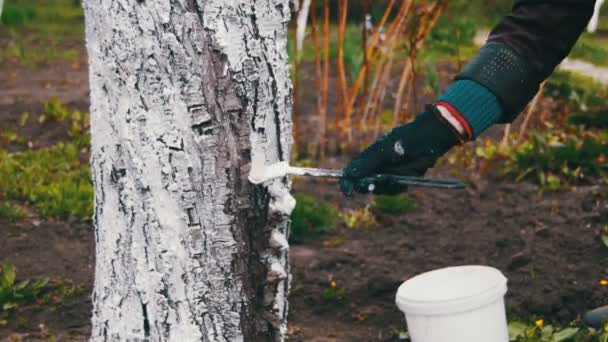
395,265,508,342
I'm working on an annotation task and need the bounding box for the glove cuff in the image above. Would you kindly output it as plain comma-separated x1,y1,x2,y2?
455,42,541,122
436,80,503,139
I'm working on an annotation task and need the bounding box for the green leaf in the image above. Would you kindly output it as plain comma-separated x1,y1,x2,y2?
602,235,608,248
541,324,554,339
15,280,30,291
509,321,528,341
1,262,16,288
2,302,18,311
19,112,29,127
552,327,579,341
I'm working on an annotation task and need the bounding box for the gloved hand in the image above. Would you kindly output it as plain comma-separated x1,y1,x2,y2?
340,105,462,196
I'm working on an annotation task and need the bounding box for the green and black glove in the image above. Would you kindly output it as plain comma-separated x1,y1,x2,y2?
340,105,462,196
340,76,509,196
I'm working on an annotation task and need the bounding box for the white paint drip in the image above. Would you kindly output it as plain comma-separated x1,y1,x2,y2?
267,260,288,283
269,230,289,251
268,182,297,216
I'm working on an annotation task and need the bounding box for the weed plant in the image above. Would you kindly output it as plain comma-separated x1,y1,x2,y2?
373,194,416,215
0,261,48,326
290,193,338,243
0,261,83,326
474,130,607,191
508,319,608,342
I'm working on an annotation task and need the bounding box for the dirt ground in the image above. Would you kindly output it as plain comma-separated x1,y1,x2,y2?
1,54,608,341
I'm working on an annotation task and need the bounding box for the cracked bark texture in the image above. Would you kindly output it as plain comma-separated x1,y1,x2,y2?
83,0,293,341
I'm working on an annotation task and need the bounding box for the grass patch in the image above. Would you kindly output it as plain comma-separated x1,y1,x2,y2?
570,34,608,67
290,193,338,243
545,70,608,109
373,194,416,215
0,202,26,223
0,99,92,222
475,130,607,191
0,0,84,65
0,142,93,222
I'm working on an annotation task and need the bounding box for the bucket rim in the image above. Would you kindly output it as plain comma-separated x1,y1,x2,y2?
395,265,508,316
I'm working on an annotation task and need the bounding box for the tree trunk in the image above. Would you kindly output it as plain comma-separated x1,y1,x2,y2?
83,1,294,341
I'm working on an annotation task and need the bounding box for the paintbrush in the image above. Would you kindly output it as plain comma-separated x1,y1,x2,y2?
249,161,465,190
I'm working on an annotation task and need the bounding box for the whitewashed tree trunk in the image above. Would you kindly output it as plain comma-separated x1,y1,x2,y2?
83,0,294,341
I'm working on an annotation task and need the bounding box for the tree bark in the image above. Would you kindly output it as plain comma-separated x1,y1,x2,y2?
83,1,294,341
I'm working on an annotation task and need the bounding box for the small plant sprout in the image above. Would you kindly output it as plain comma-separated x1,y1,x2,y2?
290,193,338,243
341,205,377,229
601,225,608,249
321,279,345,302
19,112,29,127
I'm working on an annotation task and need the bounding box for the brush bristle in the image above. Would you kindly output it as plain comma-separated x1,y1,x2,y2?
248,160,290,184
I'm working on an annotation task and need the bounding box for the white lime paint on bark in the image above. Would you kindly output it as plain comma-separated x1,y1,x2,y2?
84,0,294,340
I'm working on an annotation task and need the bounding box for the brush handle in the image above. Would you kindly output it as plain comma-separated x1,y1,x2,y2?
287,167,466,189
360,174,466,189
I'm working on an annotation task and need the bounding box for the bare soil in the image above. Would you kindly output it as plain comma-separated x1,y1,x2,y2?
288,175,608,341
1,55,607,341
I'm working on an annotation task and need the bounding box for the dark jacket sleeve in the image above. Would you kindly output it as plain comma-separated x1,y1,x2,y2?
456,0,596,122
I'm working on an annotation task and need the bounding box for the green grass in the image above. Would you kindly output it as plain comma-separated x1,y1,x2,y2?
290,193,338,243
570,34,608,67
0,0,84,65
0,142,93,222
0,202,26,223
475,130,607,191
545,70,608,109
0,100,92,222
373,194,416,215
